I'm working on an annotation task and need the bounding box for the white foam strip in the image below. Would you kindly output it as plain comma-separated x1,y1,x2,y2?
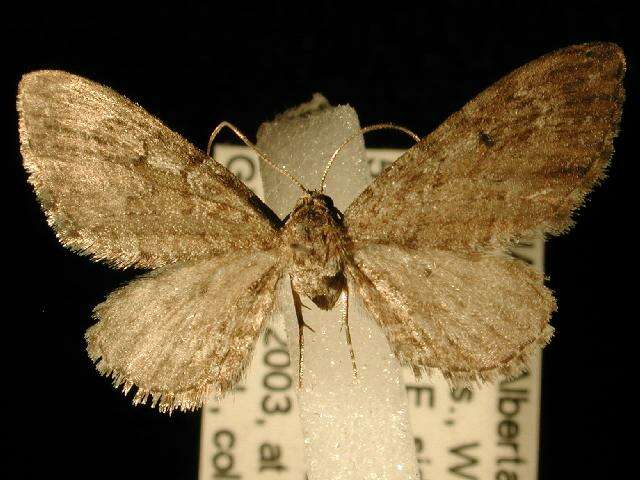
257,95,419,480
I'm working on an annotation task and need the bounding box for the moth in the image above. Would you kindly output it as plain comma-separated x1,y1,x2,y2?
18,42,625,413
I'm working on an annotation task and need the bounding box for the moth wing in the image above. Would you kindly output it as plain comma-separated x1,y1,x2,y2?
86,251,283,412
347,244,555,384
345,43,625,252
18,70,279,269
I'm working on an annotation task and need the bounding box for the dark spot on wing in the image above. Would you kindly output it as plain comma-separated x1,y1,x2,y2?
478,132,495,147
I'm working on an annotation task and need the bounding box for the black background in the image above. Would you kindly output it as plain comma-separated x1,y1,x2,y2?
4,2,636,479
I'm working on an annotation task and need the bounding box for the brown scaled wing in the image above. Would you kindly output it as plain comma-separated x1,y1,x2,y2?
18,71,285,412
345,43,625,384
18,70,279,269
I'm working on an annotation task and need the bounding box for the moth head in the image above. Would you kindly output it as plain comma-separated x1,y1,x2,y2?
307,190,335,208
290,191,343,224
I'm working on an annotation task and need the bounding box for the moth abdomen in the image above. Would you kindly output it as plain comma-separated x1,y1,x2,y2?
308,272,347,310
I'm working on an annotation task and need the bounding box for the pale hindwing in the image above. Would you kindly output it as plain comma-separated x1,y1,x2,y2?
347,244,556,384
86,251,283,413
345,43,625,252
18,70,279,269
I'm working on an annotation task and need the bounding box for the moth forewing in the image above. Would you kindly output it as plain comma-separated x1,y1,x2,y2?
17,70,279,270
345,42,625,254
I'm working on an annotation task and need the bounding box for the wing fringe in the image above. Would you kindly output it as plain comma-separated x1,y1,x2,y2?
408,324,554,388
86,334,259,414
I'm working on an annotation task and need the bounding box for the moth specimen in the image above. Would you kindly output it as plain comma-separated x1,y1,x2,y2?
18,43,625,413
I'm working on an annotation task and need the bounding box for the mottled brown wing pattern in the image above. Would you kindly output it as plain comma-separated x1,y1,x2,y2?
346,42,625,253
86,251,283,413
18,70,287,412
18,70,279,269
345,42,624,383
347,245,555,384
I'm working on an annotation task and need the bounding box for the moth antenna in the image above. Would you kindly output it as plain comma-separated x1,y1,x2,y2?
320,123,420,193
207,121,308,193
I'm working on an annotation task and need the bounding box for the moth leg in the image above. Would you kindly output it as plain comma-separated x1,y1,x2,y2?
291,279,314,388
341,288,358,382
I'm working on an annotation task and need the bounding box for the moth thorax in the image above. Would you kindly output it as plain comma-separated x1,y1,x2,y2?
283,194,347,310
